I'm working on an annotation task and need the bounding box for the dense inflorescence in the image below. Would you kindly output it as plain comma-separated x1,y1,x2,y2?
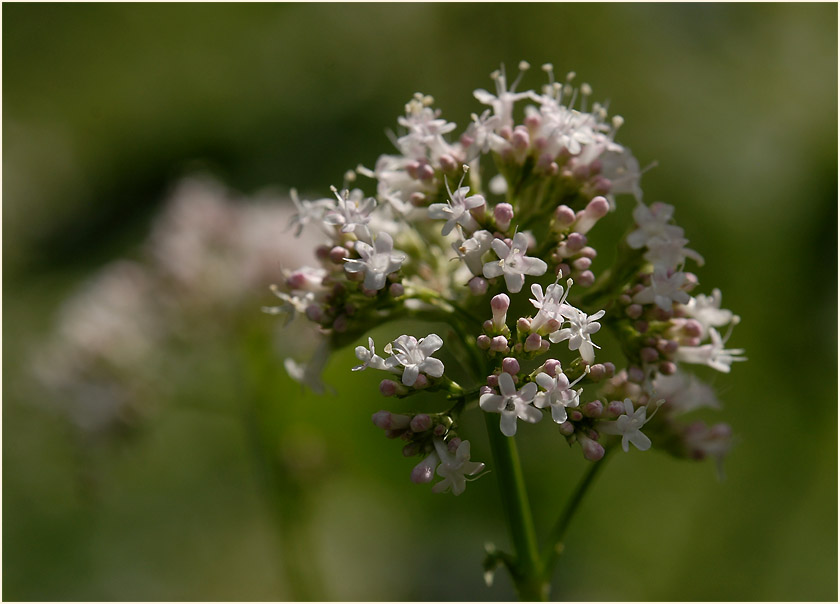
271,62,744,494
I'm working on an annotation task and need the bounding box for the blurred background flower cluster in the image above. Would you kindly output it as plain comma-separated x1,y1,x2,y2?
4,3,837,601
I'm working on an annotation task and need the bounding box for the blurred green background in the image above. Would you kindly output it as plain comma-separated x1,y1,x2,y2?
3,3,837,601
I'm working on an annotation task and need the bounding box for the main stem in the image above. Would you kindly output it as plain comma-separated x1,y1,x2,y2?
484,413,548,601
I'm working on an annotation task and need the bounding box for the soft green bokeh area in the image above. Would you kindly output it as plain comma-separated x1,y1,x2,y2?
4,3,837,601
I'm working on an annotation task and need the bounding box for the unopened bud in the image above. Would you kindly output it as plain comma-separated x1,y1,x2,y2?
490,294,510,329
490,336,508,352
502,357,520,375
627,366,645,383
583,401,603,418
659,361,677,375
379,380,399,397
476,335,492,349
543,359,562,377
469,277,488,295
402,443,420,457
588,364,606,381
640,347,659,363
558,421,575,436
413,374,429,389
607,401,625,417
554,204,576,227
486,374,499,388
579,435,605,461
389,283,405,297
524,333,542,352
576,270,595,287
410,414,433,432
411,453,438,484
329,246,349,264
626,304,643,319
566,232,587,252
574,196,610,235
572,257,592,271
494,203,514,231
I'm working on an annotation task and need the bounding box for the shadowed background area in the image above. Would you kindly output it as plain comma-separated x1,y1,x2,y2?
3,3,837,601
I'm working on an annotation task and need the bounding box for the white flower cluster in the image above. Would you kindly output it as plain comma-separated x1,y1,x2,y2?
270,62,744,493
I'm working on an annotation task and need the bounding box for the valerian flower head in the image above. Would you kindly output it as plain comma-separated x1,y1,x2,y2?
428,174,485,237
681,288,737,338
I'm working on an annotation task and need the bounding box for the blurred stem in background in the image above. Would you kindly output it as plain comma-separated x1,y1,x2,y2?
240,321,326,601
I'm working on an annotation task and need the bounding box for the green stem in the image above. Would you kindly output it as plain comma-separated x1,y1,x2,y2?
484,413,548,601
541,447,613,581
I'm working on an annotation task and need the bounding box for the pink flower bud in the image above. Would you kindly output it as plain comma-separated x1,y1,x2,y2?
588,364,606,381
411,453,438,484
469,277,488,295
438,154,457,172
490,336,508,352
558,421,575,436
574,196,610,234
593,177,611,195
627,367,645,383
511,126,530,150
447,437,462,454
379,380,398,397
579,435,605,461
410,414,432,432
603,362,616,377
576,270,595,287
371,410,391,429
544,318,561,333
329,246,349,264
554,204,576,227
413,374,429,389
491,294,510,329
502,357,520,375
569,410,583,422
659,361,677,375
410,192,426,206
402,443,420,457
332,315,348,332
494,203,514,231
640,347,659,363
433,424,447,436
607,401,625,417
486,374,499,388
566,232,587,252
626,304,643,319
418,163,435,181
683,319,703,338
524,333,542,352
572,257,592,271
388,283,405,297
583,401,603,418
543,359,562,377
476,335,492,350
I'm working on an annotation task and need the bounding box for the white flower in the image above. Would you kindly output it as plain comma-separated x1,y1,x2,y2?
284,339,331,395
343,232,407,291
681,289,737,339
626,202,683,249
652,371,720,414
384,333,445,386
455,229,494,275
431,439,485,496
549,304,605,364
598,398,655,452
352,337,392,372
534,370,583,424
324,187,377,238
474,63,534,129
287,188,334,237
528,279,571,332
397,93,457,161
675,327,746,373
644,236,704,271
479,372,541,437
482,232,548,293
632,269,691,311
428,180,485,236
261,285,314,326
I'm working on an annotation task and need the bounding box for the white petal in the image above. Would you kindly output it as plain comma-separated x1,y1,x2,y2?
480,393,505,412
500,411,518,437
628,430,651,451
518,382,538,403
418,334,443,355
503,271,525,293
517,403,543,424
402,365,419,386
419,357,444,378
483,261,504,279
498,372,516,396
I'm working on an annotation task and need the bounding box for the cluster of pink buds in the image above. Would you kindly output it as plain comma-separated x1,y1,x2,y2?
269,61,744,495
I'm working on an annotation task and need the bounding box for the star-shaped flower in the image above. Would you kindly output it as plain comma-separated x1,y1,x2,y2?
482,232,548,293
598,398,654,452
549,303,605,364
479,372,541,436
384,333,445,387
343,232,407,291
431,439,485,496
534,369,584,424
